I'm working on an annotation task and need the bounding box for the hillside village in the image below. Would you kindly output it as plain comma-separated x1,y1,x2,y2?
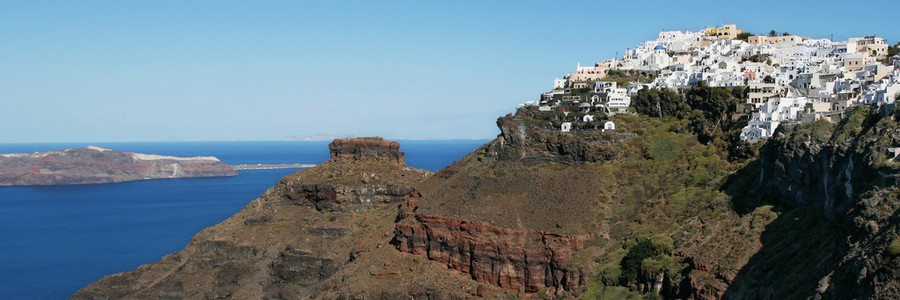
524,24,900,143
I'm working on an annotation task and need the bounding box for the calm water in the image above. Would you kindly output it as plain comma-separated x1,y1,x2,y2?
0,140,487,299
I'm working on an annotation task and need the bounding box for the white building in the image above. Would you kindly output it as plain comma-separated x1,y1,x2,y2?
554,78,567,89
740,96,810,143
860,79,900,105
548,29,892,131
603,121,616,132
607,88,631,111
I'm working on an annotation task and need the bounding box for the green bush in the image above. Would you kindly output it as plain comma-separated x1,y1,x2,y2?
644,132,696,161
792,118,834,143
750,205,778,230
888,240,900,257
833,106,870,141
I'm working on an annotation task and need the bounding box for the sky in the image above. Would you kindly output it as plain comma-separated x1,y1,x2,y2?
1,1,898,143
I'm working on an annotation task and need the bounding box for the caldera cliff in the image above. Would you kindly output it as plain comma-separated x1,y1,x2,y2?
73,104,900,299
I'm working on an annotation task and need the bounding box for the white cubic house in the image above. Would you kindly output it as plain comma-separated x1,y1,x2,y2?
740,96,809,143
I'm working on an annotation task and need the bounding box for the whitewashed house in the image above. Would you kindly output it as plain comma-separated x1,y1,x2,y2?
561,122,572,133
740,96,810,143
607,88,631,112
554,78,567,89
860,80,900,105
594,81,617,93
603,121,616,132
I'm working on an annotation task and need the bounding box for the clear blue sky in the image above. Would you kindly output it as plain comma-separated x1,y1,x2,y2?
2,0,897,143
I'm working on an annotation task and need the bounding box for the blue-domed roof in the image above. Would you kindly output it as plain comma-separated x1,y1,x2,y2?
654,45,666,50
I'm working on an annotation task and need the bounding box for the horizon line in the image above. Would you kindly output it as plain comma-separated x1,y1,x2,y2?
0,137,497,145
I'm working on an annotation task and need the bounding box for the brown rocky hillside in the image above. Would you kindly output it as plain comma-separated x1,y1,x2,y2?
73,105,900,299
72,137,504,299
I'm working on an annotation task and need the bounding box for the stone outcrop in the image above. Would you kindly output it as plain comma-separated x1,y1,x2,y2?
279,183,415,212
393,192,591,293
0,146,236,186
275,137,427,212
723,106,900,299
756,107,900,217
487,114,634,165
329,137,405,164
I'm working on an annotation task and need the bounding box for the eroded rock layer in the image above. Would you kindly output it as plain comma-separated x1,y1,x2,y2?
329,137,405,165
394,192,590,293
280,183,415,212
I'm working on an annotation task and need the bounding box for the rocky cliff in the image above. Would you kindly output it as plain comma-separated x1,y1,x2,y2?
0,146,236,186
752,106,900,217
490,114,635,165
722,106,900,299
73,106,900,299
329,137,405,164
72,138,502,299
394,191,591,294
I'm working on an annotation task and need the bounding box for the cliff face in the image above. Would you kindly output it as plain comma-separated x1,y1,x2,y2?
329,137,405,165
394,192,590,294
0,146,236,186
723,106,900,299
491,114,634,165
754,107,900,217
281,183,415,212
393,113,755,298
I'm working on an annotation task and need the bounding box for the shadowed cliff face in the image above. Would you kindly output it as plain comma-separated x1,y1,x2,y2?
752,107,900,218
724,106,900,299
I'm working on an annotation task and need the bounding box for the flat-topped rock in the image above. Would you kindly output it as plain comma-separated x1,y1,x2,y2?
328,137,405,165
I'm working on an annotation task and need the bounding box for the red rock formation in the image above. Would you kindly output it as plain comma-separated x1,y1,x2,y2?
394,192,590,293
329,137,405,164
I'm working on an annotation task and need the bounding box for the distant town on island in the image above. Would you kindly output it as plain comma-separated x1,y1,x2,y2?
526,24,898,143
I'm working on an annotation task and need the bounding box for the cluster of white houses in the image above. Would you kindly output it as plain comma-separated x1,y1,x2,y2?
539,24,900,142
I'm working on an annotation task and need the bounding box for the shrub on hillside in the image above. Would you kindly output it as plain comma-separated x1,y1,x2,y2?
888,240,900,257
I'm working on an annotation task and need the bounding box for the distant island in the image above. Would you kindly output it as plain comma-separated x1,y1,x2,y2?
0,146,238,186
231,163,316,170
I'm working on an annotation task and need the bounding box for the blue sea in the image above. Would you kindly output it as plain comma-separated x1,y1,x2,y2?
0,140,487,299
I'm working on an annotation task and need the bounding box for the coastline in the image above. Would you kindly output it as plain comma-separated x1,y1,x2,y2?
231,163,316,170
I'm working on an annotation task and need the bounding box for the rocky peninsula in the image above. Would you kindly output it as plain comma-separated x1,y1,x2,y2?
0,146,237,186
